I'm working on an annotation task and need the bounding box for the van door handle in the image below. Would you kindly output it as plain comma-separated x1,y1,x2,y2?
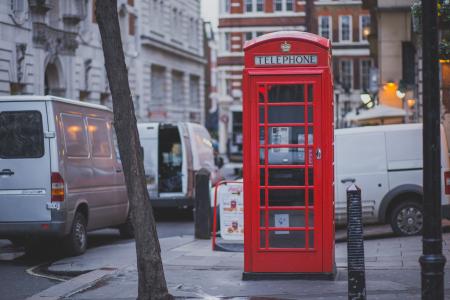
0,169,14,176
116,169,123,173
341,178,355,184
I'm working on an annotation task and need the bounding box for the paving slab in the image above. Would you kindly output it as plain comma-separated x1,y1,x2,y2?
47,236,194,274
35,232,450,299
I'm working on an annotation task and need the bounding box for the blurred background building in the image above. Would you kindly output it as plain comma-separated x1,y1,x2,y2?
362,0,419,126
217,0,309,159
217,0,372,159
313,0,372,128
1,0,207,124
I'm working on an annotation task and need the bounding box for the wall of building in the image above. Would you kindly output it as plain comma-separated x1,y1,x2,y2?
314,0,372,126
1,0,206,125
217,0,306,155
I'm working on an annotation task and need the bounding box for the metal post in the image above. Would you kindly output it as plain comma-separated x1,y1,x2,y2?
420,0,446,299
194,168,211,239
347,184,366,300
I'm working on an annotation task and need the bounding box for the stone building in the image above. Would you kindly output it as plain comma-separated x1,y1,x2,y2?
0,0,206,124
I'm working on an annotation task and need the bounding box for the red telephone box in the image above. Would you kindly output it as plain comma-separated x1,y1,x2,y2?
242,31,335,279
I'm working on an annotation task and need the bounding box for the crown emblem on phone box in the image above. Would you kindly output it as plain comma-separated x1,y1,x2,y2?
281,41,291,52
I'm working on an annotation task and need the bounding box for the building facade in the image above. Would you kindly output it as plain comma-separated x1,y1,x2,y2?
217,0,372,158
0,0,206,124
313,0,372,127
362,0,419,122
217,0,308,158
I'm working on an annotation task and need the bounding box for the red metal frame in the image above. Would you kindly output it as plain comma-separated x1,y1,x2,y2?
243,32,334,275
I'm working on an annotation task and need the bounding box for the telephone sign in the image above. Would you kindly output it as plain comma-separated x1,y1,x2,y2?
242,31,335,279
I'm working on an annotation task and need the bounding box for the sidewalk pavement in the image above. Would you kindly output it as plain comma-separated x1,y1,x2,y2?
29,233,450,300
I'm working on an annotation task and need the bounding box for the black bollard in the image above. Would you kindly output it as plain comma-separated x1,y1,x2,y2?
347,184,366,300
194,168,211,239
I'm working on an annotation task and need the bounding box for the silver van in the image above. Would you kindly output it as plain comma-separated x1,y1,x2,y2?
335,123,450,236
0,96,132,255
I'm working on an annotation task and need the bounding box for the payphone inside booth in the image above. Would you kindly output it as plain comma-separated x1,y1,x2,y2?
243,32,335,279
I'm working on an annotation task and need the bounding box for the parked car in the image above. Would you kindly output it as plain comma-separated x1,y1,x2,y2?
0,96,133,255
335,123,450,236
137,122,218,209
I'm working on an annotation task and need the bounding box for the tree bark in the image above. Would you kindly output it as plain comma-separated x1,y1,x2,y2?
95,1,172,299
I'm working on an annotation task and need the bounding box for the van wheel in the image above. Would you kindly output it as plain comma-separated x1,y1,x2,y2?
390,201,423,236
64,212,87,256
119,214,134,239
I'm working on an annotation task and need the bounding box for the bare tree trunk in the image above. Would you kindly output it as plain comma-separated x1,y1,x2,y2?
95,1,172,299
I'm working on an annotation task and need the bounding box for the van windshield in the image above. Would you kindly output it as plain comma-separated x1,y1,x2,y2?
0,111,44,159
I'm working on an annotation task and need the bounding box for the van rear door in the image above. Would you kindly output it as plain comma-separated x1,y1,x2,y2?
0,101,51,222
138,124,159,199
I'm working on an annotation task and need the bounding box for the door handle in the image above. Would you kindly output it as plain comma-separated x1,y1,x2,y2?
116,169,123,173
0,169,14,176
341,178,356,184
315,148,322,160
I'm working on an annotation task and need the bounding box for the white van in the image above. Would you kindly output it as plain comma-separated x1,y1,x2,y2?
0,96,132,255
138,122,218,208
335,123,450,236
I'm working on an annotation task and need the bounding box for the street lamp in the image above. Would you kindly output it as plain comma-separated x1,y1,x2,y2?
420,0,446,299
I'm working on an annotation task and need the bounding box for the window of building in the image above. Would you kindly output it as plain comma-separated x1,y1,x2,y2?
339,15,352,42
224,32,231,51
360,15,370,41
10,83,24,95
172,71,184,104
79,90,89,101
0,111,44,159
286,0,293,11
151,65,166,105
87,118,112,158
340,60,353,90
245,32,254,41
256,0,264,12
360,59,372,91
10,0,25,13
127,0,134,6
402,42,415,85
226,78,233,96
274,0,282,11
150,0,157,29
245,0,253,12
190,75,200,106
178,11,183,40
172,8,178,33
129,14,136,36
256,31,265,37
92,0,97,23
49,0,60,28
157,1,164,32
318,16,331,39
100,93,110,106
188,17,194,45
222,0,231,13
